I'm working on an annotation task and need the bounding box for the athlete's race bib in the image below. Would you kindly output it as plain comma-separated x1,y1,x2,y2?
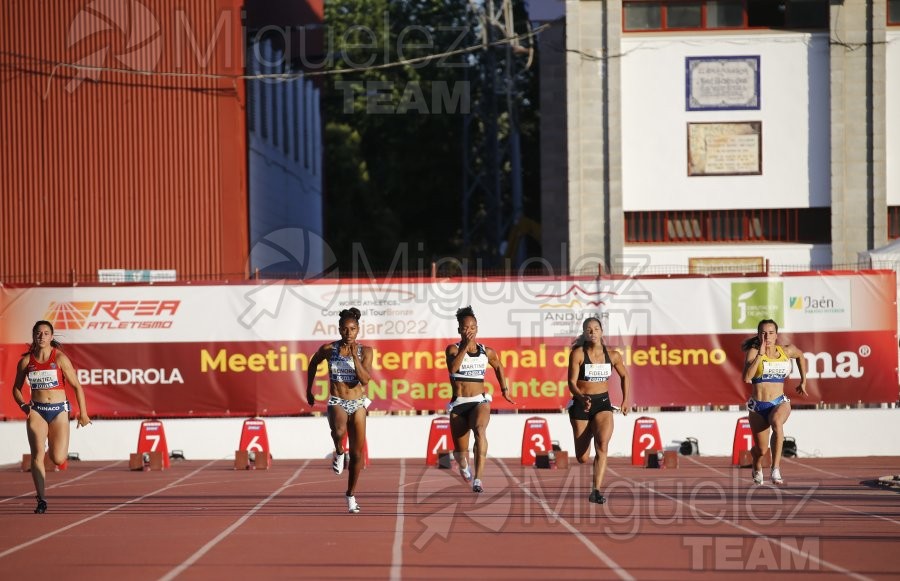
584,363,612,381
28,369,60,390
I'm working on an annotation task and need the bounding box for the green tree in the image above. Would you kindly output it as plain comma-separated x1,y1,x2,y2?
322,0,540,274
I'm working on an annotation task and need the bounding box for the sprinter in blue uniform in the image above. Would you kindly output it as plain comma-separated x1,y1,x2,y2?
307,307,373,513
741,319,808,485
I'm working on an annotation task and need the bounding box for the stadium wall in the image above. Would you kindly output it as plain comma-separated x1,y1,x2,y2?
0,409,896,466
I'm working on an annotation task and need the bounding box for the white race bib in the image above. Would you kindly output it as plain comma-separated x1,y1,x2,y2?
28,369,60,390
584,363,612,381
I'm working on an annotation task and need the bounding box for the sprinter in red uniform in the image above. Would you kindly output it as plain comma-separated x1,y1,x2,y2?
12,320,91,513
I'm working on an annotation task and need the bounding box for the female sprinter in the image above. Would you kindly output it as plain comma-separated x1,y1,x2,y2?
567,317,630,504
12,320,91,513
306,307,373,513
741,319,807,485
445,306,515,493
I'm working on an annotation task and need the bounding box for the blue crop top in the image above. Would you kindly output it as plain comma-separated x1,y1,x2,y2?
329,341,363,385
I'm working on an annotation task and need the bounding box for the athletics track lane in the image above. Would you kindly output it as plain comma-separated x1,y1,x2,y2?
0,457,897,580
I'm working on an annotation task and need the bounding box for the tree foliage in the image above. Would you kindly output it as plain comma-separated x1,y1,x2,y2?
322,0,540,274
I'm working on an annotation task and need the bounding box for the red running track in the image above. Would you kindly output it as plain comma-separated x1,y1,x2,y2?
1,456,898,580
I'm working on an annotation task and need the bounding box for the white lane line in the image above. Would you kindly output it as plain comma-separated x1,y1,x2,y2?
389,458,407,581
158,460,310,581
684,456,900,527
0,460,124,504
496,459,635,581
0,460,218,559
608,466,873,581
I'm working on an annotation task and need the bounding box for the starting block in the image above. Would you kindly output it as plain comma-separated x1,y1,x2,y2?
435,449,453,469
631,416,662,466
129,451,164,471
135,420,170,469
234,449,272,470
644,450,662,468
521,417,552,466
426,417,452,466
245,450,272,469
663,450,678,469
20,454,67,472
340,432,370,468
534,450,570,470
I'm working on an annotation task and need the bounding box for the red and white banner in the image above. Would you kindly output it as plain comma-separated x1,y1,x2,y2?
1,272,896,418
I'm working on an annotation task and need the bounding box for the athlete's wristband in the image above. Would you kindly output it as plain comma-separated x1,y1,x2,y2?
20,402,31,415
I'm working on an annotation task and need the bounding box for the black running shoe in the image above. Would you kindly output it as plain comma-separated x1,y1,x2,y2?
588,490,607,504
34,497,47,514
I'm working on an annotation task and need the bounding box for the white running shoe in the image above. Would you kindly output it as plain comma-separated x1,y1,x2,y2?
346,495,360,513
472,479,483,493
752,470,763,485
771,467,784,485
459,465,473,482
332,451,347,475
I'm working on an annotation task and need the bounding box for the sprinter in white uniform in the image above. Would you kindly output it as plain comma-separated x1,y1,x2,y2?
446,306,515,493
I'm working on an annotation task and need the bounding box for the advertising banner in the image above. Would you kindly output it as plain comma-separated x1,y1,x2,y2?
1,271,896,418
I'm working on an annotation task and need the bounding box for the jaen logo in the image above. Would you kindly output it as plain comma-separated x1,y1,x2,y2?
66,0,163,93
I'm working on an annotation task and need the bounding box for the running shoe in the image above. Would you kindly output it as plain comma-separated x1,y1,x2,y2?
588,489,607,504
459,465,473,482
771,467,784,485
472,479,483,493
752,470,764,485
332,451,347,475
346,494,360,514
34,497,47,514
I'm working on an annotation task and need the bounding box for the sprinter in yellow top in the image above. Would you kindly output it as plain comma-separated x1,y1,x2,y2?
741,319,808,486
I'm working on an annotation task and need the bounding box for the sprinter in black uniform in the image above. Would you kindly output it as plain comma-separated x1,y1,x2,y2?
446,306,515,493
567,317,630,504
